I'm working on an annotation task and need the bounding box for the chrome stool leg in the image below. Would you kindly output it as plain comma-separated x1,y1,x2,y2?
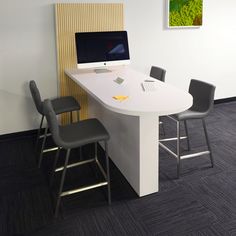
160,120,166,136
184,120,190,151
35,115,44,151
50,147,61,186
70,111,73,123
95,142,98,159
77,111,82,160
202,119,214,167
177,121,181,178
94,142,99,179
55,149,71,217
77,110,80,122
38,126,48,168
105,141,111,204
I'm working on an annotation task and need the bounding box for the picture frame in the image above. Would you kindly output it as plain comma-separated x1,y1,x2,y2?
167,0,203,28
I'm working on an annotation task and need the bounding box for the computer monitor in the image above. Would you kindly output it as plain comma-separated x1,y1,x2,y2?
75,31,130,69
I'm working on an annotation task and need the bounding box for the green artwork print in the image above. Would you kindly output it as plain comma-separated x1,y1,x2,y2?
169,0,203,27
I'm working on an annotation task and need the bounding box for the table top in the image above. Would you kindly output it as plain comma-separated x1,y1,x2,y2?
65,66,192,116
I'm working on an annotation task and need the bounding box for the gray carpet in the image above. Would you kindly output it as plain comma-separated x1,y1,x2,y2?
1,102,236,235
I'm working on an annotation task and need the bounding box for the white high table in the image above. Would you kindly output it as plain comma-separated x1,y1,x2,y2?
65,66,192,197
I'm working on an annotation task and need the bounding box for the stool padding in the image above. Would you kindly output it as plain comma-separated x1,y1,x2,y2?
174,79,215,121
150,66,166,82
51,96,81,115
44,100,109,149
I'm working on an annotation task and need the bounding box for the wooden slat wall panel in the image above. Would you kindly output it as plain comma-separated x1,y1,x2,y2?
55,3,124,124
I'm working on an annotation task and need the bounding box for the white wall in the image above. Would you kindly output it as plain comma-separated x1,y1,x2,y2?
125,0,236,96
0,0,236,134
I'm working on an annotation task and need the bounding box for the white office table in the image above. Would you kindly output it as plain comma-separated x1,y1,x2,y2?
65,66,192,196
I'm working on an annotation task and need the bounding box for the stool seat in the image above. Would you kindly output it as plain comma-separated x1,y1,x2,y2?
59,119,110,149
150,66,166,82
173,109,208,121
51,96,81,115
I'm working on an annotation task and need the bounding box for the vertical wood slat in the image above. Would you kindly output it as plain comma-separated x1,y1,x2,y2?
55,3,124,124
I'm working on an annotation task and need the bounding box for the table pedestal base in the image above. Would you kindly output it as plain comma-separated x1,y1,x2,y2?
88,96,159,196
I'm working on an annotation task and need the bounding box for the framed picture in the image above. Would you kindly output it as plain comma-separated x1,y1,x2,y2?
167,0,203,28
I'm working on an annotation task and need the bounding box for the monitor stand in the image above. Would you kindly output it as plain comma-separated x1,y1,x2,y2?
94,68,112,74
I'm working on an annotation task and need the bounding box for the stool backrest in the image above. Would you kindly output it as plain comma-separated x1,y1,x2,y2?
43,99,62,147
43,99,63,147
189,79,216,114
150,66,166,82
29,80,43,114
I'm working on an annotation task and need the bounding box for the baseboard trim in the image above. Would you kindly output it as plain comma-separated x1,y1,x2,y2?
0,129,39,142
214,97,236,105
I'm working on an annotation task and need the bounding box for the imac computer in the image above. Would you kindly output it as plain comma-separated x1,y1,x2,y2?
75,31,130,71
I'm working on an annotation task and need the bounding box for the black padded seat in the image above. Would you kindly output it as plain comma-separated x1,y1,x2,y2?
59,119,110,149
44,99,111,217
51,96,81,115
173,109,208,121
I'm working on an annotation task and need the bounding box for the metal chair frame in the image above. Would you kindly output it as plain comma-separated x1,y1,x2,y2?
43,99,111,217
51,142,111,217
159,115,214,178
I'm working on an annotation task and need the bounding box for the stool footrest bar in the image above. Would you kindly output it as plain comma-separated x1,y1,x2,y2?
159,136,187,142
180,151,210,160
61,181,108,197
160,142,210,160
43,147,59,153
55,158,95,172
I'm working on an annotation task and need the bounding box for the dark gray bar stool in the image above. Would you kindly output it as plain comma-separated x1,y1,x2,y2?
150,66,166,82
29,80,81,167
159,79,216,178
150,66,166,135
43,99,111,217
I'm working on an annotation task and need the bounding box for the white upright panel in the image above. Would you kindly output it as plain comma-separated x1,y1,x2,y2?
88,96,141,194
139,115,159,195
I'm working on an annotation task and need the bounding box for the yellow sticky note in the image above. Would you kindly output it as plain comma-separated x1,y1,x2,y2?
112,95,129,101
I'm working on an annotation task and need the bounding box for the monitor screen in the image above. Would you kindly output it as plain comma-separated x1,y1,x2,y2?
75,31,130,69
